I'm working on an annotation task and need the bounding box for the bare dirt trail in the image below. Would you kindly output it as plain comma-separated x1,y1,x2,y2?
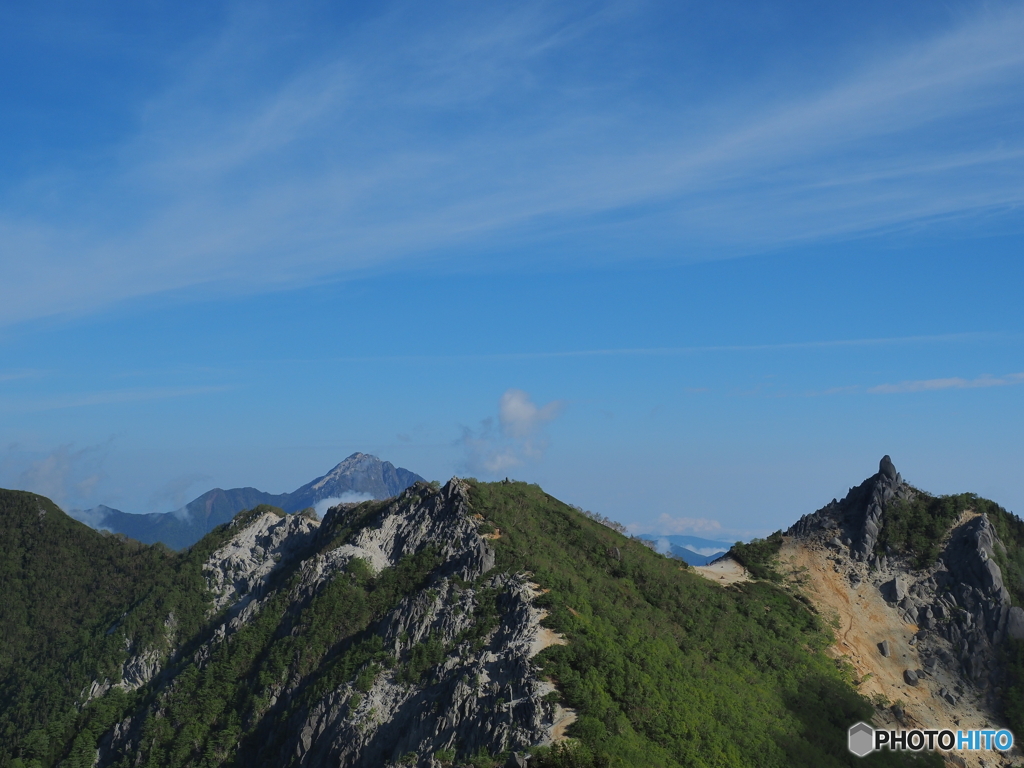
692,556,750,585
525,582,575,743
781,538,1019,768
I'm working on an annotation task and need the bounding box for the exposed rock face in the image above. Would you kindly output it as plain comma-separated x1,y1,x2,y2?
288,452,425,510
99,479,566,768
879,455,898,482
787,455,914,562
118,648,161,692
289,573,559,767
266,480,557,767
1008,607,1024,641
787,456,1019,707
204,510,320,613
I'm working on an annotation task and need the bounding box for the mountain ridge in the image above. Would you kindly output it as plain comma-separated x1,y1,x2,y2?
70,452,425,550
636,534,731,566
775,456,1024,767
6,456,1018,766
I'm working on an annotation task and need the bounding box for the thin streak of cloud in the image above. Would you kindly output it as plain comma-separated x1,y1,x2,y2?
1,385,232,412
1,4,1024,324
257,331,999,365
0,370,47,383
869,372,1024,394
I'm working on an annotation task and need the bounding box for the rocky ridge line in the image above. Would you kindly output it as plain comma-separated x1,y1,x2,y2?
99,478,567,768
788,456,1024,716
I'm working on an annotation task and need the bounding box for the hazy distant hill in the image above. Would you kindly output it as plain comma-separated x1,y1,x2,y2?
637,533,731,565
70,453,424,549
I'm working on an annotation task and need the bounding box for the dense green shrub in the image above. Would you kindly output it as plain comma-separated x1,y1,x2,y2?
877,494,971,568
729,531,784,581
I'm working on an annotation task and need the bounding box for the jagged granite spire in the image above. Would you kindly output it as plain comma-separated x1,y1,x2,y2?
787,455,914,562
787,455,1024,689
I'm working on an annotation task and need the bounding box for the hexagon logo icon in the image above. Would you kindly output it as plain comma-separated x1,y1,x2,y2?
848,722,875,757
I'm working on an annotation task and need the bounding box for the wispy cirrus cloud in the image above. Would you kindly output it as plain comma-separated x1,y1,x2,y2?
0,385,231,413
275,332,992,365
869,372,1024,394
2,2,1024,325
0,370,46,383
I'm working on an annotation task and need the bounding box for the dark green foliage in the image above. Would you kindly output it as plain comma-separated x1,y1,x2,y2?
128,545,441,768
878,492,1018,573
0,489,215,768
2,482,949,768
456,586,502,652
0,489,437,768
987,504,1024,607
877,494,973,568
468,482,939,768
531,740,609,767
729,532,784,581
398,634,446,684
1002,639,1024,739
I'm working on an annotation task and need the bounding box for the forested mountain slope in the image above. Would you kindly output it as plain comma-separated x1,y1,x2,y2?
1,475,951,768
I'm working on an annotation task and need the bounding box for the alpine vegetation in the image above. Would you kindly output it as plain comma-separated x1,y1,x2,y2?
6,459,1009,767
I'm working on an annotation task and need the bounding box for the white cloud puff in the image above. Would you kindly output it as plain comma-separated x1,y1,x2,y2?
461,389,564,476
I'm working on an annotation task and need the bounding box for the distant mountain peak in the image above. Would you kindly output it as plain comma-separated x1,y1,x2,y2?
71,453,425,550
310,452,386,492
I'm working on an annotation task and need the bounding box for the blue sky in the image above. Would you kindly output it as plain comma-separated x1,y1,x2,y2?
1,0,1022,540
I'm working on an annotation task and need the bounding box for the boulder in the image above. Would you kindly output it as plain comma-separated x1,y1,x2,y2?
879,640,891,657
891,576,908,603
903,669,919,686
